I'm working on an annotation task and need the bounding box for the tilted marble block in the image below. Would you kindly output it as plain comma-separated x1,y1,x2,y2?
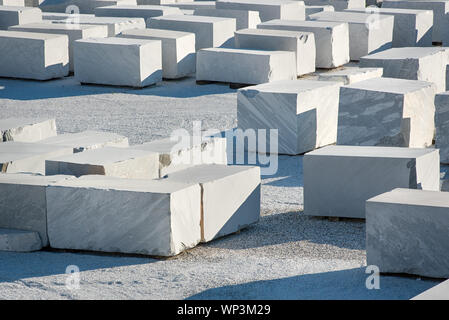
147,14,235,50
366,188,449,278
74,37,162,88
193,8,261,30
338,77,436,148
234,28,316,76
238,80,340,155
9,23,108,72
308,11,394,60
94,5,182,26
0,6,42,30
317,67,383,85
39,130,129,153
0,30,69,80
412,280,449,300
46,175,201,256
304,146,440,218
196,48,296,85
0,173,73,246
360,47,449,93
0,0,25,5
303,0,365,11
0,118,57,143
258,19,349,68
345,7,433,47
165,1,217,10
118,28,195,79
216,0,305,22
435,93,449,164
305,5,334,17
0,228,42,252
166,164,260,242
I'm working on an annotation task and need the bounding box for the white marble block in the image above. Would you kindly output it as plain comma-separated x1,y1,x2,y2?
0,228,42,252
238,80,340,154
216,0,306,22
0,30,69,80
165,1,217,10
147,14,236,50
42,12,94,20
0,0,25,6
36,0,137,13
9,23,108,72
166,164,260,242
0,118,57,143
337,77,436,148
305,5,334,17
94,5,182,26
304,146,440,218
360,47,449,93
0,173,73,246
137,0,175,4
196,48,296,85
118,28,195,79
366,188,449,278
258,19,349,68
345,7,433,47
193,8,261,30
303,0,366,11
308,11,394,60
74,37,162,88
0,6,42,30
46,175,202,256
317,67,383,85
412,280,449,300
435,92,449,164
234,28,316,76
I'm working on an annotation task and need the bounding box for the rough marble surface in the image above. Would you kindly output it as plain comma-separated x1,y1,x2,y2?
0,118,57,143
0,228,42,252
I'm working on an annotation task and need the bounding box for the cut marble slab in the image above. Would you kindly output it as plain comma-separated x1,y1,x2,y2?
234,28,316,76
0,0,25,5
166,164,260,242
366,188,449,278
0,30,69,80
196,48,297,85
435,92,449,164
308,11,394,60
46,175,202,256
412,280,449,300
0,118,57,143
257,19,349,68
359,47,449,93
238,79,340,154
193,8,261,30
39,130,129,153
337,77,436,148
117,28,195,79
9,22,108,72
0,173,73,246
147,14,236,50
305,5,334,17
304,146,440,218
317,67,383,85
74,37,162,88
0,228,42,252
165,1,217,10
0,6,42,30
303,0,365,11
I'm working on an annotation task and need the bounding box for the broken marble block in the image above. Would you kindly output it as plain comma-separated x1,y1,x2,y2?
303,0,365,11
0,30,69,80
197,48,296,85
9,23,108,72
46,175,201,256
435,92,449,164
360,47,449,93
304,146,440,218
234,28,316,76
238,79,340,155
216,0,305,22
305,5,334,17
0,173,73,246
366,188,449,278
317,67,383,85
345,7,434,47
308,11,394,60
0,118,57,143
338,77,436,148
74,37,162,88
94,5,182,26
147,14,236,50
0,228,42,252
412,280,449,300
166,164,260,242
0,6,42,30
118,28,195,79
193,8,261,30
257,19,349,68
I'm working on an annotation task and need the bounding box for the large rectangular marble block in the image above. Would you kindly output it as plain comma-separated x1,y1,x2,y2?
304,146,440,218
0,173,72,247
308,11,394,60
166,164,260,242
345,7,433,47
193,8,261,30
165,1,217,10
46,175,202,256
216,0,305,22
305,5,334,17
435,92,449,164
147,14,236,50
303,0,366,11
317,66,383,85
0,6,42,30
9,22,108,71
0,30,69,80
118,28,195,79
36,0,137,14
257,19,349,68
74,37,162,88
366,188,449,278
234,28,316,76
196,48,296,85
94,5,182,26
0,228,42,253
238,80,340,155
137,0,175,4
360,47,449,93
0,118,57,143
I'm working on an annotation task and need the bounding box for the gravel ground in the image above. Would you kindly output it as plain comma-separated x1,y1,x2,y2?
0,76,441,299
